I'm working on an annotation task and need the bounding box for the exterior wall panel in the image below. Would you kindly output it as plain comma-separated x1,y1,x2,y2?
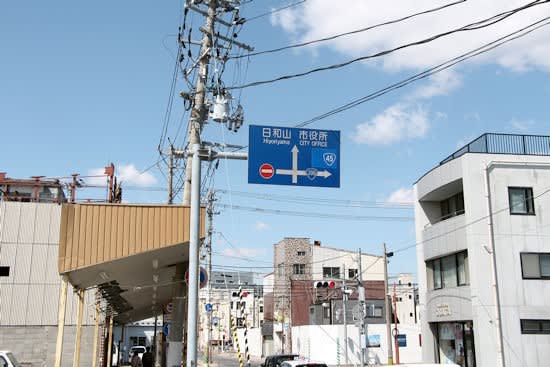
0,284,14,324
13,244,32,284
10,285,29,325
42,284,60,325
18,204,36,243
26,284,45,324
29,244,48,284
34,203,51,244
2,202,21,243
0,243,16,284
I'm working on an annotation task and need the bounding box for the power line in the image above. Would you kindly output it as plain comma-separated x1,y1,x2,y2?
294,15,550,127
391,186,550,255
244,0,307,23
233,0,466,59
228,0,549,90
214,189,413,209
217,203,414,221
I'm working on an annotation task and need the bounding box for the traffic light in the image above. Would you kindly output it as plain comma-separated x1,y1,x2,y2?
313,280,336,289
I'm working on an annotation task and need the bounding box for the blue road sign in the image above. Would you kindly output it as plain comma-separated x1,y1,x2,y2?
248,125,340,188
205,303,213,312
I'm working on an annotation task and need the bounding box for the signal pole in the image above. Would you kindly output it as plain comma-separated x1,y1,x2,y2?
182,0,218,206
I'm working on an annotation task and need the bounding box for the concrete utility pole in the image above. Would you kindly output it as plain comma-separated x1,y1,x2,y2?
168,144,175,204
341,264,349,366
357,249,367,367
383,243,394,365
182,0,218,206
206,190,217,365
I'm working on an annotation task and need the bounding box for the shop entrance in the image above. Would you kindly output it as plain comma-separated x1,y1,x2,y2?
436,321,475,367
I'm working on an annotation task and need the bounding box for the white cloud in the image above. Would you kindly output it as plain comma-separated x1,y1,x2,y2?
255,221,271,232
411,70,462,99
352,103,429,145
87,163,157,187
510,119,535,132
271,1,550,72
386,188,415,203
222,247,265,258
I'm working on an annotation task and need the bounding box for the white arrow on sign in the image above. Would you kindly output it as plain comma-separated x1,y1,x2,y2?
275,145,332,183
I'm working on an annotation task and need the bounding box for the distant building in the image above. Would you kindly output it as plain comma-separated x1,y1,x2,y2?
414,133,550,367
198,271,262,350
0,180,96,367
390,273,419,325
272,238,386,353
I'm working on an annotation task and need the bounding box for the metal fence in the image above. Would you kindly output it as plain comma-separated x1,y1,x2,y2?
440,133,550,165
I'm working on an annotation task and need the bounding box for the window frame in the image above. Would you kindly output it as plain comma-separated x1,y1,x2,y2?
427,251,469,290
521,252,550,279
520,319,550,334
322,267,340,279
348,268,358,279
508,187,535,215
297,251,306,256
293,263,305,275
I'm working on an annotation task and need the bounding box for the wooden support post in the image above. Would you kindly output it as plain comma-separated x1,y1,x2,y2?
92,304,100,367
54,275,69,367
106,317,114,367
73,288,85,367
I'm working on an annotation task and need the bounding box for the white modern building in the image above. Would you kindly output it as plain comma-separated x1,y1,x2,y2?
414,133,550,367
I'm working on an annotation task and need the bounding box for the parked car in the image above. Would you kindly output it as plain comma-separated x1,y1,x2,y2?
0,351,21,367
128,346,146,363
261,354,299,367
280,361,327,367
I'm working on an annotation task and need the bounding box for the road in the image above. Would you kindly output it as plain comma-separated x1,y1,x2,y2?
199,350,263,367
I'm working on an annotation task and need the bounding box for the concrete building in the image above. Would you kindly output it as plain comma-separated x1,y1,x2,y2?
272,238,386,353
414,133,550,367
0,189,98,367
391,273,419,325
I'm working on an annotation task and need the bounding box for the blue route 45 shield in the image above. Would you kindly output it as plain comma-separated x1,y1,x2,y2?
248,125,340,188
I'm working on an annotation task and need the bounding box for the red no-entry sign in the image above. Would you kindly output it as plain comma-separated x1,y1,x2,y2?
259,163,274,179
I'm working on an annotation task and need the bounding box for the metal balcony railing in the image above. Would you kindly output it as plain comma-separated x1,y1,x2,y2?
440,133,550,165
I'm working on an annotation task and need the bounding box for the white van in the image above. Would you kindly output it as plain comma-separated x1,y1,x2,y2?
0,351,21,367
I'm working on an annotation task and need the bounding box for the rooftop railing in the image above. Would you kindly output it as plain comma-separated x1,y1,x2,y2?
440,133,550,165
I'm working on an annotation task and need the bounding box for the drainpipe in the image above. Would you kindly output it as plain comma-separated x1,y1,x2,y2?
484,163,506,367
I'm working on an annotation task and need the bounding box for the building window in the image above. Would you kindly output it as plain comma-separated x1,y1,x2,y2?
520,319,550,334
277,263,284,276
521,253,550,279
366,304,383,318
348,269,358,279
259,306,264,313
297,251,306,256
440,192,465,220
427,251,469,290
509,187,535,215
323,267,340,278
293,263,305,275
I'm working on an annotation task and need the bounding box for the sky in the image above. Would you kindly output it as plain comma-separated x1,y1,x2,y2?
2,0,550,282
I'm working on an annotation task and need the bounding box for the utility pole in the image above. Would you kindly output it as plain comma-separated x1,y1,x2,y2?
206,190,217,365
168,145,174,204
383,243,394,365
182,0,217,206
357,249,367,367
341,264,349,366
392,284,400,364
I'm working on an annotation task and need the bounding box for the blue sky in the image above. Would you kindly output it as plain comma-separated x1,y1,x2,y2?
2,0,550,281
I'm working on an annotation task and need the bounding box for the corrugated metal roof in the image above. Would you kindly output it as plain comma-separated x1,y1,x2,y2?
59,203,203,273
